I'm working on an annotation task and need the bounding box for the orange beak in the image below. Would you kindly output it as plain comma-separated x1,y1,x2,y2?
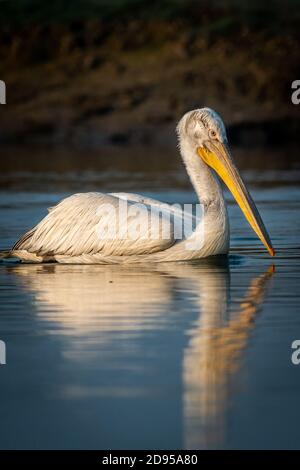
197,141,275,257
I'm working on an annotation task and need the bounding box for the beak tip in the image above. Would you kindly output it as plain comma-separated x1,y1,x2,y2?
269,247,276,257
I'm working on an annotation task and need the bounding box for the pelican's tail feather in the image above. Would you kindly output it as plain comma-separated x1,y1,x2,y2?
0,250,11,260
0,249,49,263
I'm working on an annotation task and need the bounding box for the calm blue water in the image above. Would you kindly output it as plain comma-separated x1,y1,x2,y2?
0,146,300,449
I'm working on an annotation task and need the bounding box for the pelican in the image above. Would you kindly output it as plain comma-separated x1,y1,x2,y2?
6,108,274,264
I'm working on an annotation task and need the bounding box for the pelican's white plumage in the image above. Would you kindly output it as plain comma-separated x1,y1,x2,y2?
9,108,274,263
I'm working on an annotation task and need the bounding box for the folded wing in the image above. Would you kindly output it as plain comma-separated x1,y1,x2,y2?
13,192,176,258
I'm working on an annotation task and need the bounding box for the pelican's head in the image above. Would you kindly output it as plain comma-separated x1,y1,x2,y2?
177,108,275,257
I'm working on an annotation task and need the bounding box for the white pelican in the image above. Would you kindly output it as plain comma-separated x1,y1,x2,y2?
8,108,274,263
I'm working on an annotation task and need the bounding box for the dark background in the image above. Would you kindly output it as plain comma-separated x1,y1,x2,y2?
0,0,299,149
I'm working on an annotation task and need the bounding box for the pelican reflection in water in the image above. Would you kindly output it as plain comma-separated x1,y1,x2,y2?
5,108,274,263
183,264,274,448
12,261,274,448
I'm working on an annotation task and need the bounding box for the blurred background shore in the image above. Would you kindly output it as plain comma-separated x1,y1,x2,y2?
0,0,300,149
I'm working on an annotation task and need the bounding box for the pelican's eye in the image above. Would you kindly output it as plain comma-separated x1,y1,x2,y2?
209,129,217,139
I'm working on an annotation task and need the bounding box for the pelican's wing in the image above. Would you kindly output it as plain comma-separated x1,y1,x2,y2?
13,192,176,258
110,192,186,217
110,192,198,231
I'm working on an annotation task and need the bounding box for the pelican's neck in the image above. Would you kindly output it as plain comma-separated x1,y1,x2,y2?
179,141,224,206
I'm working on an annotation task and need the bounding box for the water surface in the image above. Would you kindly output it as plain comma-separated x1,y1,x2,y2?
0,145,299,449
